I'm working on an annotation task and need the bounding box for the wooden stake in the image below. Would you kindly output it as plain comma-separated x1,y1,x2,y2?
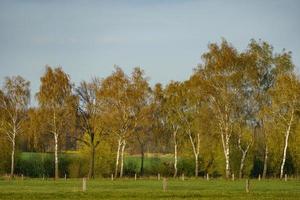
158,173,160,180
82,178,86,192
206,173,209,181
134,173,137,181
111,174,114,181
64,174,67,181
285,174,287,182
232,173,235,181
245,179,250,193
181,173,185,181
163,178,167,192
258,174,261,181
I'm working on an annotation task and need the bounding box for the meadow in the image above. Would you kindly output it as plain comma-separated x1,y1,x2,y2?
0,178,299,200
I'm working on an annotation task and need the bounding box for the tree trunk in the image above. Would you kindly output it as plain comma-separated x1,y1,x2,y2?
238,136,251,179
195,154,199,177
262,144,268,179
140,144,144,176
120,139,126,178
114,138,122,178
54,133,59,180
239,152,246,179
224,134,231,179
220,122,231,179
280,111,294,179
88,144,95,179
173,130,178,178
188,131,200,177
10,136,15,178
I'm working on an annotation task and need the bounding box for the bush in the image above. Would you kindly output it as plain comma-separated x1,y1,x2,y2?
0,137,11,174
123,154,200,177
15,152,80,178
13,152,224,178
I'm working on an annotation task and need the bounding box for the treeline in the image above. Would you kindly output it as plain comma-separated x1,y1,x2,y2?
1,39,300,179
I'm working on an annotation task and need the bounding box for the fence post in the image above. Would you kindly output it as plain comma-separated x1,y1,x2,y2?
158,173,160,180
285,174,287,182
82,178,87,192
206,173,209,181
232,173,235,181
163,178,167,192
135,173,137,181
181,173,185,181
111,174,114,181
258,174,261,181
245,179,250,193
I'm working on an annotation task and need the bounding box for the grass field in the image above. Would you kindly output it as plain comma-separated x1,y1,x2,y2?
0,178,299,200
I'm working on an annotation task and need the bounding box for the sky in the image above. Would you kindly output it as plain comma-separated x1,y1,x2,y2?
0,0,299,106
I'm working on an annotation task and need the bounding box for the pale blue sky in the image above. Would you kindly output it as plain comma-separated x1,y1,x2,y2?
0,0,299,105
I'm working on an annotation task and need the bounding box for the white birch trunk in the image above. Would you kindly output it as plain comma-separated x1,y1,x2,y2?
114,138,122,178
188,130,200,177
174,142,178,178
10,134,15,178
173,127,178,178
54,133,59,179
220,121,231,179
223,132,231,179
239,152,247,179
238,136,251,179
262,144,268,179
10,120,17,178
195,154,199,177
120,139,126,178
52,110,59,180
280,110,294,179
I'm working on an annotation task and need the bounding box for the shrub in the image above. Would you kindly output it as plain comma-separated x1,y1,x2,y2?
0,137,11,174
15,152,80,178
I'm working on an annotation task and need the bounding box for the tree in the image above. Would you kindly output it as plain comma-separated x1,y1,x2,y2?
179,82,202,177
129,68,152,176
76,79,106,179
270,73,300,179
236,123,253,178
0,76,30,178
98,67,132,178
193,40,244,178
186,76,217,178
22,108,45,152
160,82,182,177
246,40,293,179
36,66,75,179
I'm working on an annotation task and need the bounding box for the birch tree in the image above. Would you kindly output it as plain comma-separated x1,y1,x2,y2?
163,81,202,177
36,66,75,179
0,76,30,178
98,67,132,178
270,74,300,179
236,124,253,178
162,82,183,177
180,82,202,178
243,39,295,179
246,40,287,178
194,40,244,178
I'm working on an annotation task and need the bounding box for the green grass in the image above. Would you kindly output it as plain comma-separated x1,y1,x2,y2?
0,178,299,199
